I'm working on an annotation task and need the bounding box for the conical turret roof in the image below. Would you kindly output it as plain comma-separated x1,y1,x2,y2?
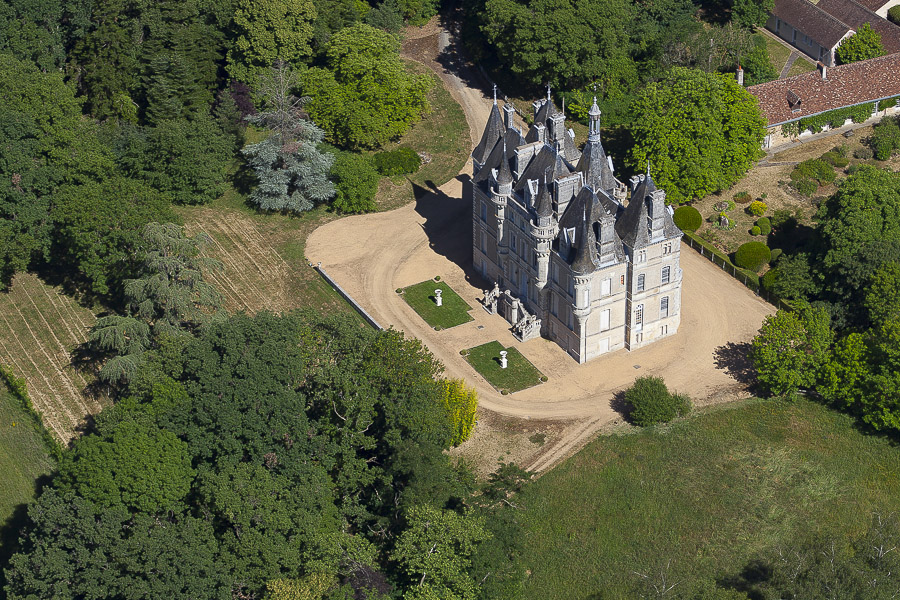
472,103,504,164
534,173,553,218
571,205,599,274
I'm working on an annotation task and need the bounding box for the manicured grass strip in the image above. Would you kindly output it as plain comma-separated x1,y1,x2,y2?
518,398,900,598
463,341,544,393
401,280,473,329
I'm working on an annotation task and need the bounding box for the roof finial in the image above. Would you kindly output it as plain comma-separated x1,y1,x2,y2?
646,161,651,177
493,84,497,105
547,83,552,102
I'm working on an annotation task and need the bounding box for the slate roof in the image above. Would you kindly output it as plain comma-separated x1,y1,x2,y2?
577,137,616,193
472,102,504,164
816,0,900,54
534,175,554,218
515,145,572,192
571,207,599,275
748,52,900,125
772,0,853,49
615,174,681,250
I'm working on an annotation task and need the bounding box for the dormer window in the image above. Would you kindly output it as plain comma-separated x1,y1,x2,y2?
787,90,801,113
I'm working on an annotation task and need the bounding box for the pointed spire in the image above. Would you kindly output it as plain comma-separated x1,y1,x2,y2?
497,139,512,186
472,101,504,164
572,203,598,274
588,96,602,142
535,169,554,218
493,84,497,105
547,83,552,102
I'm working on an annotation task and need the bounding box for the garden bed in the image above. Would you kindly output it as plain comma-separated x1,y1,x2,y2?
462,341,544,394
400,279,473,329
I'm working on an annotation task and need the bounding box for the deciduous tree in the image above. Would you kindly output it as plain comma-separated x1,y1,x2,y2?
302,23,431,150
836,22,885,64
626,67,766,204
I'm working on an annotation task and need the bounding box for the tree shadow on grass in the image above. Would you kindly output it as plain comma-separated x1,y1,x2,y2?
714,341,758,387
0,473,54,592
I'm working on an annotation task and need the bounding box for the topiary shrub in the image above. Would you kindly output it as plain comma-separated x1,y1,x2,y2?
625,375,691,426
733,191,752,204
673,206,702,231
889,4,900,25
757,217,771,236
747,200,767,216
751,225,761,236
769,247,782,263
735,241,772,272
373,147,422,176
855,147,874,160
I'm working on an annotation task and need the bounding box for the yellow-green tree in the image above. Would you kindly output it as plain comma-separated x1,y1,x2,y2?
265,574,334,600
441,379,477,446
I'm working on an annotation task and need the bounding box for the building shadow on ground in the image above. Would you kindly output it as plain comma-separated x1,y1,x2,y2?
713,341,757,386
411,175,488,289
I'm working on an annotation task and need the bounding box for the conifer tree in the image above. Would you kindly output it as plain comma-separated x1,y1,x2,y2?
242,61,335,212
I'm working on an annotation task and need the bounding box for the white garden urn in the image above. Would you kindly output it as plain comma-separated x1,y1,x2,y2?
435,289,443,306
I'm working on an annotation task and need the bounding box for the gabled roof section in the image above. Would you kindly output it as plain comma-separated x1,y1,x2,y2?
472,135,514,184
816,0,900,54
534,97,559,124
515,145,572,191
563,130,581,163
577,138,616,194
855,0,895,12
748,52,900,125
772,0,853,50
472,102,504,164
616,192,652,250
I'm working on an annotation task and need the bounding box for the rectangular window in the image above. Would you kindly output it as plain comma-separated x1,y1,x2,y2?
637,274,645,292
661,296,669,318
620,274,625,285
512,234,517,251
552,262,559,284
600,309,610,331
567,275,574,296
660,324,668,336
635,304,643,331
551,294,558,317
662,266,671,285
480,232,486,253
567,305,574,330
481,201,487,222
533,250,538,268
601,278,611,296
637,250,646,263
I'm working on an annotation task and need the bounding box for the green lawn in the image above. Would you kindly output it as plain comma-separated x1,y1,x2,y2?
787,55,816,77
463,341,544,393
518,398,900,598
401,280,473,329
763,33,792,72
0,385,55,587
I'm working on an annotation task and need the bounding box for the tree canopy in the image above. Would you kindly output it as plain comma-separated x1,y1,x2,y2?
626,67,766,204
303,23,431,149
836,22,886,64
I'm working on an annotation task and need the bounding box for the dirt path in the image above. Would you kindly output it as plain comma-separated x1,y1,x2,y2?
307,17,774,473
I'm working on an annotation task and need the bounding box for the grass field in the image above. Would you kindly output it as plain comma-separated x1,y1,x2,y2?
464,341,544,393
0,384,55,588
401,280,473,329
518,398,900,598
0,274,101,442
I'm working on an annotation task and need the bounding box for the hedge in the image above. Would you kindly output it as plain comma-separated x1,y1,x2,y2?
735,241,772,272
781,103,875,136
673,206,702,231
889,4,900,24
373,147,422,176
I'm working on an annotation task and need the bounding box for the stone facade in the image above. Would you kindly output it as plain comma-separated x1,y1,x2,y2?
470,92,683,363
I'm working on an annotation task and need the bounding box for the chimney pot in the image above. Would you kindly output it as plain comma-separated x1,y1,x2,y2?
817,61,827,80
736,65,744,86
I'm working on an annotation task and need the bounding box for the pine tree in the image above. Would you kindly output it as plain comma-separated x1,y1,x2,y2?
242,61,335,212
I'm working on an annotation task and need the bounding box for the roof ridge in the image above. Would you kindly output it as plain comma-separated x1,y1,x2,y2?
791,0,855,30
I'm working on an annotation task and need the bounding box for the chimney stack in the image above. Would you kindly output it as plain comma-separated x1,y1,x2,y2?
736,65,744,86
817,61,827,80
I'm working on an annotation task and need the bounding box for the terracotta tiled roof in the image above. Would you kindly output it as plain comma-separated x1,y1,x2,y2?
772,0,853,49
816,0,900,54
747,52,900,125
